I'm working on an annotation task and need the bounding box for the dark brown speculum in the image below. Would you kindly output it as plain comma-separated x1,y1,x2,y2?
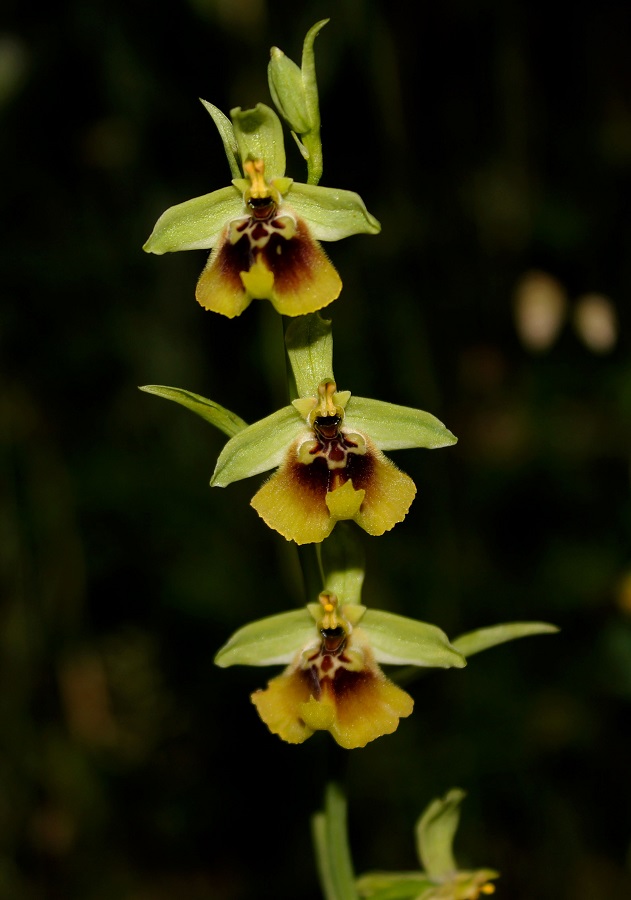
313,414,342,441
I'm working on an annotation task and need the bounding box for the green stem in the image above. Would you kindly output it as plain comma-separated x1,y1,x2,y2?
301,19,327,185
303,130,323,185
312,781,358,900
296,542,324,604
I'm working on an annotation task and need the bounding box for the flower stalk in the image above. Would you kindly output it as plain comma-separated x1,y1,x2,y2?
140,16,560,895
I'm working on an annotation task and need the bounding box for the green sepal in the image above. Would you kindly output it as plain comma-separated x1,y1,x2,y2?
142,185,243,254
285,312,334,399
231,103,286,178
355,873,434,899
416,788,463,880
139,385,247,438
214,609,316,668
360,611,466,669
345,397,457,451
452,621,559,658
199,98,241,179
285,182,381,240
268,47,311,134
211,405,304,487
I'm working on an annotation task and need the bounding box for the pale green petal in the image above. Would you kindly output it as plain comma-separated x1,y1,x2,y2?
452,621,559,658
359,612,466,669
319,522,365,606
285,312,335,399
345,397,457,451
356,872,434,899
139,385,247,438
199,98,241,179
211,405,305,487
416,789,464,880
285,182,381,240
143,186,243,254
214,609,316,667
231,103,286,178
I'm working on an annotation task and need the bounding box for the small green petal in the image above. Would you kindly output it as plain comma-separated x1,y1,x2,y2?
452,621,559,658
285,312,335,399
285,182,381,240
360,611,466,669
199,98,241,179
143,185,243,254
356,873,434,899
211,405,305,487
214,609,316,667
416,789,464,880
231,103,286,178
305,602,367,627
345,397,457,451
139,385,247,437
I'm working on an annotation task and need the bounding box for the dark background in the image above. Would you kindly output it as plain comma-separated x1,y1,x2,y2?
2,0,631,897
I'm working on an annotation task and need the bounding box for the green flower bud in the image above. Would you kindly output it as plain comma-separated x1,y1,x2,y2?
268,46,311,134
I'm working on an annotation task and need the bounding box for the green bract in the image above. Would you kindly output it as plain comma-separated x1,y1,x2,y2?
313,784,358,900
417,789,465,879
139,385,247,438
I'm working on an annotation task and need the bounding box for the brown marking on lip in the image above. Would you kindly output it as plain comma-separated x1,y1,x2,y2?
260,218,326,292
330,666,372,700
290,442,375,495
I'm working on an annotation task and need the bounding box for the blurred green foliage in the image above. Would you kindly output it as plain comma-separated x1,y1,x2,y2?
2,0,631,897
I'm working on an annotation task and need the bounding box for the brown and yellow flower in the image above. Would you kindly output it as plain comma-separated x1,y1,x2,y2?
215,592,466,749
211,378,457,545
194,159,343,318
143,102,380,318
251,593,414,749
